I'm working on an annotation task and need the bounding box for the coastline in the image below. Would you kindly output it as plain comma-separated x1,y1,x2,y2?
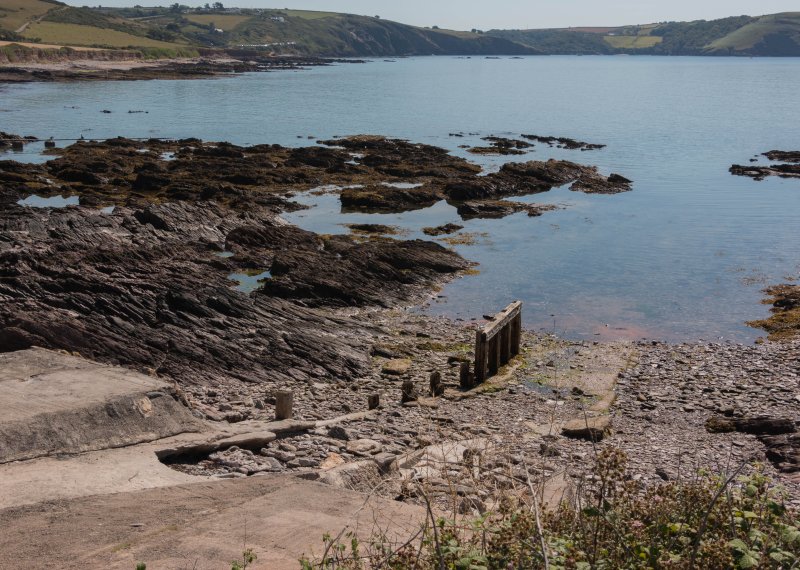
0,50,353,82
1,134,799,565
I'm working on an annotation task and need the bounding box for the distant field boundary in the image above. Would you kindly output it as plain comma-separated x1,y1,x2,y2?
0,40,101,50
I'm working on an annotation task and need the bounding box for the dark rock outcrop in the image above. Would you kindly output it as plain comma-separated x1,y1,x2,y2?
422,224,464,237
730,163,800,181
0,137,474,420
764,150,800,163
456,200,557,220
731,151,800,180
467,136,533,156
521,134,605,151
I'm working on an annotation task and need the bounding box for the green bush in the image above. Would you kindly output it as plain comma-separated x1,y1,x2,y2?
303,448,800,569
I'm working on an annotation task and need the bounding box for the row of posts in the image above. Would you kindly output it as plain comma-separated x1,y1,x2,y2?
3,139,56,150
272,373,442,421
272,302,522,421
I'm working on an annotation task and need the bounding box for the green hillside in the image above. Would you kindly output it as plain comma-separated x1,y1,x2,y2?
706,12,800,55
1,2,534,55
488,13,800,57
2,1,799,57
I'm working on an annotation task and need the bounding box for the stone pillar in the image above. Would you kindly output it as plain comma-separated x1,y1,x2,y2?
368,393,380,410
401,380,417,403
275,390,293,420
430,371,444,397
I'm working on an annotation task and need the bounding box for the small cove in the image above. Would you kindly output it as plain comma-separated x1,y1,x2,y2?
3,56,800,341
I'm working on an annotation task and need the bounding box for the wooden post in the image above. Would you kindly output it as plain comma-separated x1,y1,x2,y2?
401,380,417,403
430,371,444,397
511,313,522,356
473,301,522,383
459,361,473,389
474,330,486,383
275,390,293,420
500,324,511,364
368,393,380,410
488,335,498,376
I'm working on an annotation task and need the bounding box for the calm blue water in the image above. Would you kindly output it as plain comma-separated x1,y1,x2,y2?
228,270,272,293
2,56,800,341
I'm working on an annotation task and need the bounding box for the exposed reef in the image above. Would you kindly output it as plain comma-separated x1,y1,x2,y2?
521,134,606,151
0,55,354,84
456,200,558,220
422,223,464,236
0,134,631,217
0,132,37,149
731,150,800,181
467,136,533,156
764,151,800,163
0,136,475,422
748,284,800,341
2,134,800,518
0,134,629,422
344,223,402,236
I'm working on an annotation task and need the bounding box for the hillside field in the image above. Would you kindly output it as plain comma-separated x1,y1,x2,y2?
1,0,799,57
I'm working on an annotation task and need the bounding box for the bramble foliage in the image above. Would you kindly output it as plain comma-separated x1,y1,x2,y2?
302,448,800,569
232,548,257,570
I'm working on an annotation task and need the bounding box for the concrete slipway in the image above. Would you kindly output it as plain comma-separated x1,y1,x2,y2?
0,348,422,569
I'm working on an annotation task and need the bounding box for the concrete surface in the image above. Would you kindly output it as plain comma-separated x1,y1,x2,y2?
0,475,425,569
0,348,204,463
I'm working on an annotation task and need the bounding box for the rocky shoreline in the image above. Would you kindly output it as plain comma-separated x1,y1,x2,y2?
0,54,357,83
1,135,798,514
730,149,800,181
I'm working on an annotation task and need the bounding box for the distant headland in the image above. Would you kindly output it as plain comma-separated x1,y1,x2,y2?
1,1,799,59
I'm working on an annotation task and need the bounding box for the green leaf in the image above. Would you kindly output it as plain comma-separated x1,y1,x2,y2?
781,525,800,545
738,552,760,569
455,557,473,570
769,550,793,564
729,539,750,553
767,500,787,516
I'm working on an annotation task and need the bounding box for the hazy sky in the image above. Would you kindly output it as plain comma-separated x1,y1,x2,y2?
83,1,799,30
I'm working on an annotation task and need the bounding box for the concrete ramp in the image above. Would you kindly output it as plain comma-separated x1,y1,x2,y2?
0,348,203,463
0,475,425,569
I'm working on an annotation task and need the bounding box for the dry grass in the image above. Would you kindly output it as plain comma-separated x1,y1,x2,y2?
0,0,58,31
283,10,339,20
604,34,663,49
21,21,184,48
183,14,251,30
425,28,481,39
0,39,100,50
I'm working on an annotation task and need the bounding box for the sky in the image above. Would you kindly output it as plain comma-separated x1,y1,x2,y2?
83,0,800,30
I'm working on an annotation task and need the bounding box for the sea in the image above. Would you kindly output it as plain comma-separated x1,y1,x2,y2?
2,55,799,342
